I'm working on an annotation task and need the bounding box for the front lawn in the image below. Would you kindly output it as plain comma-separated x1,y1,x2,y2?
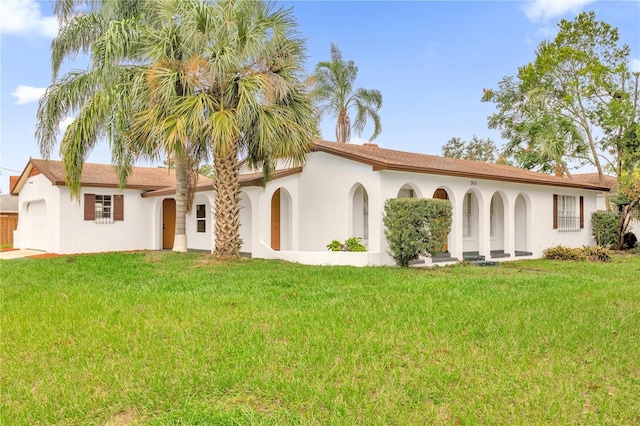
1,252,639,424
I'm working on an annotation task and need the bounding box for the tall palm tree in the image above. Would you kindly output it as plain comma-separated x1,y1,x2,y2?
37,0,208,252
313,43,382,143
174,0,318,257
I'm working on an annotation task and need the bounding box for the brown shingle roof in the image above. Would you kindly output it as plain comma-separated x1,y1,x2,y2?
12,159,179,194
141,167,303,197
313,140,610,191
572,173,617,191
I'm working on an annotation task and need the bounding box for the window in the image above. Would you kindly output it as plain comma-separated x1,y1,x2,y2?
95,195,111,221
196,204,206,233
463,193,472,237
84,194,123,223
553,194,583,232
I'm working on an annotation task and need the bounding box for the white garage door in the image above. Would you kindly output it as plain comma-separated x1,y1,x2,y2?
26,201,48,251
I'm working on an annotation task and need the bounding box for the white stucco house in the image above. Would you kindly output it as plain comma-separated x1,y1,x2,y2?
11,140,611,266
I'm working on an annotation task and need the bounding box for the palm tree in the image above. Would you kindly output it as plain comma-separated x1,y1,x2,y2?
38,0,317,258
37,0,208,252
177,0,318,257
313,43,382,143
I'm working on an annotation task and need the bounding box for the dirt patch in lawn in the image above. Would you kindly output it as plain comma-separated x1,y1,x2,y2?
27,253,64,259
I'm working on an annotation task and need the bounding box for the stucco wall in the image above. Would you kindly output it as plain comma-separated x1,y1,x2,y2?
57,186,156,254
14,173,61,252
242,152,601,265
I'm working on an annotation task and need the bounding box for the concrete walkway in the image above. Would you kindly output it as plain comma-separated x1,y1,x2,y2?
0,249,46,260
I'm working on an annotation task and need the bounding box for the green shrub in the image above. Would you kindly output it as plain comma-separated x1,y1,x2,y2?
543,245,612,262
327,240,343,251
383,198,452,267
345,237,367,252
591,211,619,247
326,237,367,252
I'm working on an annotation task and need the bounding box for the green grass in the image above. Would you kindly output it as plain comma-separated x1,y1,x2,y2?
1,252,639,425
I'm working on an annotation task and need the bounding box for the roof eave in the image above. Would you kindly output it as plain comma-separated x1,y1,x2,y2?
376,164,610,191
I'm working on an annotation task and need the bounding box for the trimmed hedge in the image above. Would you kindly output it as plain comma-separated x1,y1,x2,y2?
591,211,619,247
383,198,452,267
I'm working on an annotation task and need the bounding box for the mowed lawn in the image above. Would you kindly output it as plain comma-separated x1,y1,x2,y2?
1,252,639,425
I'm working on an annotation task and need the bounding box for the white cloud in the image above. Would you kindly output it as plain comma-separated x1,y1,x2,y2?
523,0,596,22
11,84,46,104
0,0,58,39
59,116,75,132
630,58,640,73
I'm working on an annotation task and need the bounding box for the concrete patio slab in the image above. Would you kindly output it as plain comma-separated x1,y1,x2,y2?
0,249,46,260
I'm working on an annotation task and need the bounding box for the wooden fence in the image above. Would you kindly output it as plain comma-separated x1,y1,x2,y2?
0,214,18,247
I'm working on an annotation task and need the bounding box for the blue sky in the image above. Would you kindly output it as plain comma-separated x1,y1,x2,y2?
1,0,639,193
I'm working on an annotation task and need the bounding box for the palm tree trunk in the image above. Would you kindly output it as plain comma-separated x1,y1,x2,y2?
173,156,188,252
213,143,242,257
336,108,349,143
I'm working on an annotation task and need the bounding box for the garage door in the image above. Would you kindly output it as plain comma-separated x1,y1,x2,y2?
26,200,48,251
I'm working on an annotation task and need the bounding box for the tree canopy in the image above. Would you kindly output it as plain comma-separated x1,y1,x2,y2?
441,135,498,163
482,11,638,182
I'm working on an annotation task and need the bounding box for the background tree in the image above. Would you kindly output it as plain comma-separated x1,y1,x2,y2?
441,135,498,163
313,43,382,143
482,11,636,186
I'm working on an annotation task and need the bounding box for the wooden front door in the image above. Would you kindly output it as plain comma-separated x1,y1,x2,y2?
162,199,176,249
271,189,281,251
433,189,449,252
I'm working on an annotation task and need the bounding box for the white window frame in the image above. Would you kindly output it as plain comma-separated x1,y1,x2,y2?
558,195,578,232
95,195,113,224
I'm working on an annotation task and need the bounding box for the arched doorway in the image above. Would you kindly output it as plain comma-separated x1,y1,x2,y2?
397,183,419,198
271,188,292,251
514,194,529,255
162,198,176,249
351,184,369,243
490,192,506,255
432,188,450,252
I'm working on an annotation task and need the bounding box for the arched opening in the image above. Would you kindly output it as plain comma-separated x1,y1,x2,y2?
397,183,420,198
490,192,507,257
462,190,479,254
351,184,369,243
432,188,451,253
271,188,292,251
514,194,530,255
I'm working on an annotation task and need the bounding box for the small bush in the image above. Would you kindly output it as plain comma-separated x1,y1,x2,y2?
345,237,367,252
543,245,611,262
326,237,367,252
327,240,343,251
581,245,612,262
591,211,619,247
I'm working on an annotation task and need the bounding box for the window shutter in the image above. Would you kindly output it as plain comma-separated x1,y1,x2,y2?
579,196,584,229
114,195,124,221
84,194,95,221
553,194,558,229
